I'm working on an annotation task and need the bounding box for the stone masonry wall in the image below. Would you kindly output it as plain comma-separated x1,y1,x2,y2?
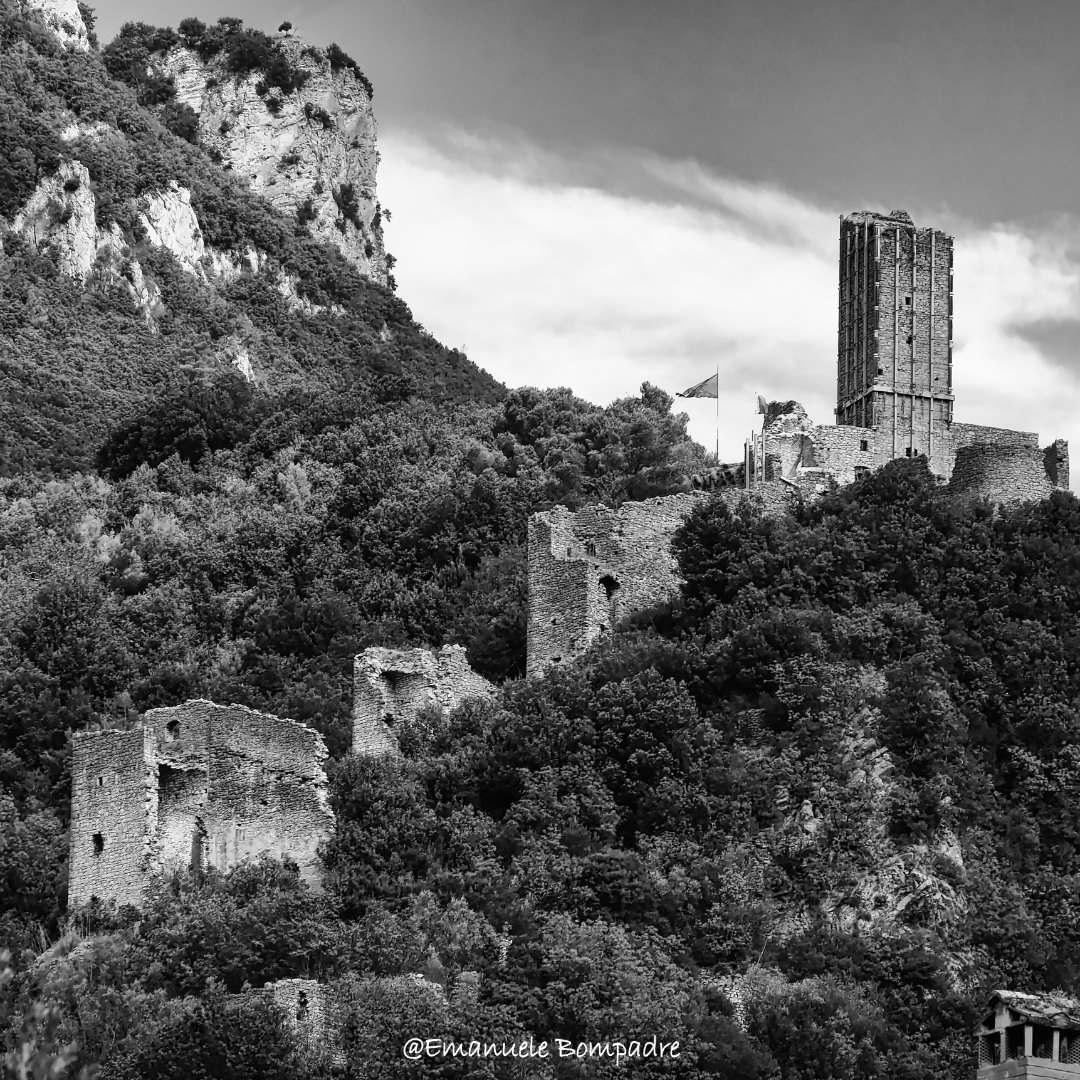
68,728,157,908
147,701,333,889
948,445,1054,506
353,645,495,756
764,402,1066,490
69,700,333,909
266,979,343,1065
526,486,798,676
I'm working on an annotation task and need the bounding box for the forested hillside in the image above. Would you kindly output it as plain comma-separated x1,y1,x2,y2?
0,0,500,476
5,3,1080,1079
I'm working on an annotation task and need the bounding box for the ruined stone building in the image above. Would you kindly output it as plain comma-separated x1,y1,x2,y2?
770,210,1069,497
526,210,1070,676
353,645,495,756
68,700,333,909
526,488,798,677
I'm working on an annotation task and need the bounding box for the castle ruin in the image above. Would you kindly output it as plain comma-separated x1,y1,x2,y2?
352,645,495,756
68,700,333,909
526,210,1069,675
526,487,798,677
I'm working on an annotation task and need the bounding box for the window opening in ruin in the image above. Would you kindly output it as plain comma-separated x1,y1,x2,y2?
905,448,913,457
859,440,868,451
97,775,104,787
165,720,180,741
551,656,562,664
599,575,620,601
586,541,596,557
904,295,911,306
92,833,104,854
906,334,913,344
297,990,309,1022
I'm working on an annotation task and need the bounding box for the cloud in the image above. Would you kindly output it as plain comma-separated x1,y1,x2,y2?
378,129,1080,469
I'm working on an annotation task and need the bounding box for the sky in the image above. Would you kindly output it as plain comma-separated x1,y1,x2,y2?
92,0,1080,465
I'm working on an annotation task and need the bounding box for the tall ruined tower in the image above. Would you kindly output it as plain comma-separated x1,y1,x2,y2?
836,210,954,474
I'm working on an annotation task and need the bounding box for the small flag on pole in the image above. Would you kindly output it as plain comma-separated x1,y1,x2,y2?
757,395,768,414
677,373,719,399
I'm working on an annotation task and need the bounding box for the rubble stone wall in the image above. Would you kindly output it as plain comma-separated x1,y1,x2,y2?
69,700,333,908
527,486,798,675
353,646,495,756
68,728,157,908
948,444,1054,506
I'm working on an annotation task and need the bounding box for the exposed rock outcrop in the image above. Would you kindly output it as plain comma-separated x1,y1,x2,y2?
159,35,386,283
11,160,97,278
22,0,90,51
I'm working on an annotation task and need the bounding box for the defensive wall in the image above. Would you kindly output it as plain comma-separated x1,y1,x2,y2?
68,700,333,908
353,645,495,756
526,484,797,677
760,401,1068,498
526,400,1070,675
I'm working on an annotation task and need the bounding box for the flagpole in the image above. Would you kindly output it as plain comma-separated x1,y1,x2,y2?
715,359,719,465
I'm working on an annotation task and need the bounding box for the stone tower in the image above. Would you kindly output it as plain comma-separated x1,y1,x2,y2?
837,210,954,475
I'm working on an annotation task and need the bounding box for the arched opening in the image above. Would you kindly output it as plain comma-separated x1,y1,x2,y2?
599,575,620,601
165,720,180,741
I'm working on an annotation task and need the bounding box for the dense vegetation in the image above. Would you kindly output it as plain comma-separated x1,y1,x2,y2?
0,0,492,476
5,3,1080,1079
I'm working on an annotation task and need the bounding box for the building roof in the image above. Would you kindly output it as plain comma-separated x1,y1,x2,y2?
986,990,1080,1030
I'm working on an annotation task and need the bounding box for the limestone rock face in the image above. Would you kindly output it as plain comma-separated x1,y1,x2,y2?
138,183,207,278
11,160,97,278
159,36,387,283
24,0,90,51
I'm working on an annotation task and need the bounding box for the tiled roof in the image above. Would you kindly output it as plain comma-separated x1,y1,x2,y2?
989,990,1080,1029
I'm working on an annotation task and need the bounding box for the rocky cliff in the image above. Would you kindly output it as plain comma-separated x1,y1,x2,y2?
21,0,89,51
159,33,386,284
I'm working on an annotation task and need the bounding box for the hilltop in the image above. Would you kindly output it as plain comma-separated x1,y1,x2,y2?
0,0,502,476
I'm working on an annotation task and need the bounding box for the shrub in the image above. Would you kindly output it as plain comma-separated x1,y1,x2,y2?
161,100,198,143
326,41,373,97
303,102,332,128
333,182,362,230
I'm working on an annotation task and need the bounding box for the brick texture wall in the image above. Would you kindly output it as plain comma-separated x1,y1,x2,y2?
68,700,334,909
352,645,494,756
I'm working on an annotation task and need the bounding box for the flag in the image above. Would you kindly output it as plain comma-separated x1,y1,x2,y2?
677,373,718,398
757,395,768,414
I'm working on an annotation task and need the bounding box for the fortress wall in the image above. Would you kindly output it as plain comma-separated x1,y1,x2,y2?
527,489,799,675
1044,438,1070,490
353,646,495,756
68,727,157,909
71,701,334,907
948,444,1053,506
266,979,343,1065
157,764,207,875
806,425,878,484
198,704,332,887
